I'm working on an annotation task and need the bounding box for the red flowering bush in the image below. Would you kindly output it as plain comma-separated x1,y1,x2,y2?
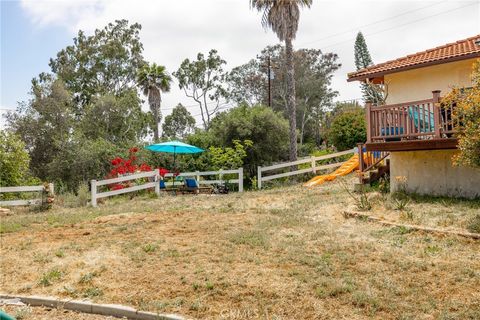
107,147,154,190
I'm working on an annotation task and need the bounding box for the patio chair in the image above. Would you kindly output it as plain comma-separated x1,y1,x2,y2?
181,178,213,194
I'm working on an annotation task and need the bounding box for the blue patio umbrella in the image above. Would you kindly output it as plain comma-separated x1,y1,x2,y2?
145,140,204,186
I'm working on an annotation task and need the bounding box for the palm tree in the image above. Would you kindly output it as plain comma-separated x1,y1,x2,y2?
137,63,172,141
250,0,312,163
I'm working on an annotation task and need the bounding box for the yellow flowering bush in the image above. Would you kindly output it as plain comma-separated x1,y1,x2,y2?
442,59,480,168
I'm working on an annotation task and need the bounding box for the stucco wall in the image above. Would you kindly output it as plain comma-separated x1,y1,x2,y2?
390,150,480,199
384,58,476,104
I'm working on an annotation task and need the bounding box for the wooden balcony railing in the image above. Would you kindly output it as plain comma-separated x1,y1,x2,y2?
366,90,457,143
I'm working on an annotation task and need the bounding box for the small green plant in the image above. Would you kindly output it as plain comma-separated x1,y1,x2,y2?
378,175,390,194
83,287,103,298
339,179,372,211
79,271,98,284
77,182,90,207
393,196,411,211
467,214,480,233
14,306,32,320
39,268,62,286
55,250,65,258
141,243,158,253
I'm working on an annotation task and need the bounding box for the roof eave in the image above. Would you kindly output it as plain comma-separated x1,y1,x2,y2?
347,52,480,83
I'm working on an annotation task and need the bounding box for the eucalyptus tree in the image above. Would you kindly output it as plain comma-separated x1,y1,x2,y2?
173,49,228,130
137,63,172,141
250,0,313,162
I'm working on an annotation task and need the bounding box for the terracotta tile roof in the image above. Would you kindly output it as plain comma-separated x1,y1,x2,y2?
348,35,480,81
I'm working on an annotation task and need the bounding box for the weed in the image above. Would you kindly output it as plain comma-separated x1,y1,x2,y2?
55,250,65,258
339,179,372,211
378,174,390,194
229,229,269,248
14,306,32,320
192,283,200,291
424,245,442,256
83,287,103,298
351,291,380,312
466,214,480,233
39,268,62,286
141,243,158,253
79,271,98,284
205,281,214,290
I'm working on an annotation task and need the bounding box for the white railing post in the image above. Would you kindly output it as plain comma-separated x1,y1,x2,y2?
91,180,97,207
257,166,262,189
154,169,160,196
238,167,244,192
219,169,224,185
48,183,54,196
311,156,316,174
195,171,200,182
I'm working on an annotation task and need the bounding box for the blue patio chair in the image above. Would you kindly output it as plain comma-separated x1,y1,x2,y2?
408,105,435,133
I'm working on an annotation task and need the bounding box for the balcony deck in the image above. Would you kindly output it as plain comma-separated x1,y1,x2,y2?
365,91,459,152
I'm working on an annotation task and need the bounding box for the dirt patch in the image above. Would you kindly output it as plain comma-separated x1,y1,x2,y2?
1,179,479,319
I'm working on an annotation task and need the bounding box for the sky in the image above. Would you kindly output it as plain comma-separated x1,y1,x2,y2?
1,0,479,128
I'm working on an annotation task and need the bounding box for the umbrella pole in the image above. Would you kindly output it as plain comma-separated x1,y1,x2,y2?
172,147,176,189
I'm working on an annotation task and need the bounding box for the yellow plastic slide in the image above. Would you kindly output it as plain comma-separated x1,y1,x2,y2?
303,154,359,187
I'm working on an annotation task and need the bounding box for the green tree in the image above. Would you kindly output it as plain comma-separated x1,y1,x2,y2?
162,104,196,140
0,131,33,187
328,107,366,151
208,140,253,170
250,0,313,163
137,63,172,141
6,78,74,180
354,32,385,104
80,89,150,143
49,20,145,110
173,49,228,130
207,104,290,177
228,45,340,148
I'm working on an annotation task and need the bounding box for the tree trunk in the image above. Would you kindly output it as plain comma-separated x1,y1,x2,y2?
149,90,160,142
285,37,297,165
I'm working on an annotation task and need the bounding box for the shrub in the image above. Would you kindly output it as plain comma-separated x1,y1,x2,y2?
328,108,366,151
467,215,480,234
442,59,480,168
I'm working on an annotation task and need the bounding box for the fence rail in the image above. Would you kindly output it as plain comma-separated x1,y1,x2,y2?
91,168,244,207
0,184,54,206
91,170,160,207
257,149,354,189
163,168,244,191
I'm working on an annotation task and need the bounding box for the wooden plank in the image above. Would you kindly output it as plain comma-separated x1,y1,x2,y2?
313,149,354,161
96,171,157,186
314,162,346,171
96,182,157,199
365,138,458,152
261,158,313,171
164,179,239,186
0,186,44,193
262,168,313,182
0,199,41,206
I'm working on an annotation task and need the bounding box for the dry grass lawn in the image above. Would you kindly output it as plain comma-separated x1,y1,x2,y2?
1,177,479,319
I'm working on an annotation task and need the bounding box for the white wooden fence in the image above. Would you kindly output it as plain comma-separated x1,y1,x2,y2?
163,168,243,192
91,168,244,207
91,170,160,207
0,183,54,206
257,149,355,189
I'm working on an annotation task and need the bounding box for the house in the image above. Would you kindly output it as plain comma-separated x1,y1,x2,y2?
348,35,480,199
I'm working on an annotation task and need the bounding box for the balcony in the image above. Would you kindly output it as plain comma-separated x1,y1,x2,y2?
365,90,459,152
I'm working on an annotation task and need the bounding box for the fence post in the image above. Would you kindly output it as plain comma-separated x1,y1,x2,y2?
432,90,441,138
365,101,372,143
48,183,54,196
195,171,200,182
238,168,244,192
91,180,97,207
311,156,316,174
154,169,160,197
257,166,262,189
219,169,224,185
